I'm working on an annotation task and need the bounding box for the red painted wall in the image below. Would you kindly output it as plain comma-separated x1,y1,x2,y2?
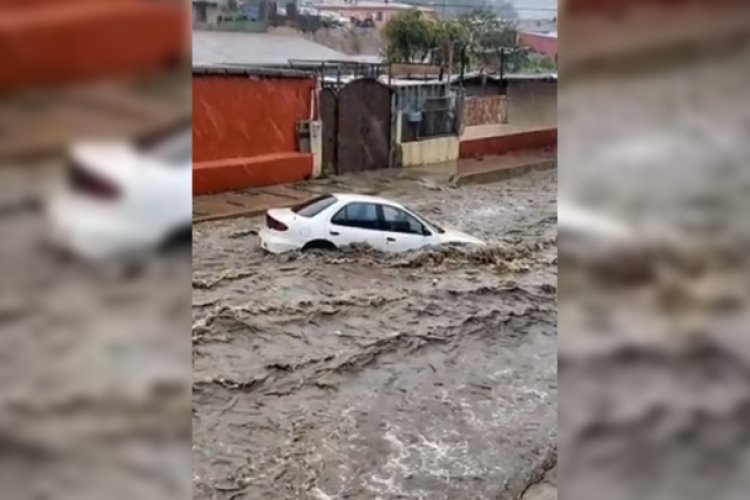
193,154,313,195
193,75,315,163
192,74,317,194
0,0,187,92
518,33,557,60
459,128,557,159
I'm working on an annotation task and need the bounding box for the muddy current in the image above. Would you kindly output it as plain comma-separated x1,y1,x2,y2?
0,163,192,500
193,170,558,499
559,45,750,499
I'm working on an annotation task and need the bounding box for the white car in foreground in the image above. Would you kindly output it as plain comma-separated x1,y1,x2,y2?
46,124,192,260
259,193,485,254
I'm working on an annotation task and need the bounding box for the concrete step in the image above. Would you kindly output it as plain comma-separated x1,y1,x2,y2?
450,150,556,186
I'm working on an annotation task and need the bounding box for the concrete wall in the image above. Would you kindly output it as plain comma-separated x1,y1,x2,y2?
507,81,557,127
396,111,459,167
192,3,220,27
463,95,509,127
401,136,459,167
309,120,323,178
193,73,318,194
459,128,557,159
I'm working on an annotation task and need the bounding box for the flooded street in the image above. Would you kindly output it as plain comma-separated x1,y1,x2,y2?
559,46,750,499
0,163,192,500
192,169,558,499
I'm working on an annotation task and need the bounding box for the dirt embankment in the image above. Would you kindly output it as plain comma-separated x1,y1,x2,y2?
270,26,384,56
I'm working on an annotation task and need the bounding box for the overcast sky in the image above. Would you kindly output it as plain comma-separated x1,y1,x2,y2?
511,0,557,19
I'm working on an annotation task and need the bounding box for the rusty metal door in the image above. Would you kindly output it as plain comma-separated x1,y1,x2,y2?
336,79,393,174
319,88,338,176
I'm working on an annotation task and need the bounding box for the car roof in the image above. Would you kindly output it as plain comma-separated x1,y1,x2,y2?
331,193,403,207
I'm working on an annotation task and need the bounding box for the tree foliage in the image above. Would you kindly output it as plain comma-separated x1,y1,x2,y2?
383,7,533,72
383,10,437,64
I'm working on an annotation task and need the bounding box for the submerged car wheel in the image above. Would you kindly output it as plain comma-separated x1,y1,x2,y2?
302,239,336,252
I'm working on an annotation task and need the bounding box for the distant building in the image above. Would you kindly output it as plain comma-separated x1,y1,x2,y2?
192,0,267,31
193,0,221,26
518,31,557,61
314,1,438,30
517,18,557,33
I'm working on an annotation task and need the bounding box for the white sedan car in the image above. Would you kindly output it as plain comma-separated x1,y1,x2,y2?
46,124,192,260
259,193,485,254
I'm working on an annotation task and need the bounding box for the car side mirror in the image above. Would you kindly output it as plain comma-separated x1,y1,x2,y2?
422,226,432,237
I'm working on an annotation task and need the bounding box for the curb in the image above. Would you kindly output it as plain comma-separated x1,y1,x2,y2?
193,187,318,224
193,203,287,224
449,159,556,186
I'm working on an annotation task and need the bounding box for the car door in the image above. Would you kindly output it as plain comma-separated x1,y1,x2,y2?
379,204,433,252
328,202,385,249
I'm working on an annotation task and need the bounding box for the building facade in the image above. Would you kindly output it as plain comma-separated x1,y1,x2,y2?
315,1,438,30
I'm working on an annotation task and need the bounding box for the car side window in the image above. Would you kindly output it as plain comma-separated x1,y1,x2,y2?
331,202,379,230
381,205,427,235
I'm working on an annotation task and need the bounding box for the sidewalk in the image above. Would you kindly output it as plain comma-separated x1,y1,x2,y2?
0,73,189,162
193,151,556,223
451,149,556,186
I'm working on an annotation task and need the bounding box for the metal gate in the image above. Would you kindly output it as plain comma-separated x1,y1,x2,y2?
337,79,393,173
320,87,338,176
319,78,395,175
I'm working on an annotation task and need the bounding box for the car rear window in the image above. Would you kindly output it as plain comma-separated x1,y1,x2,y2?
292,195,337,217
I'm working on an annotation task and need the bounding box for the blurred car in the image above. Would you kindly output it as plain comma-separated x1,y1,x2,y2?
46,126,192,260
259,193,484,254
558,200,634,245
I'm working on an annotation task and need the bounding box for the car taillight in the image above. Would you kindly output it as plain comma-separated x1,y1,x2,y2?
266,214,288,231
67,161,120,200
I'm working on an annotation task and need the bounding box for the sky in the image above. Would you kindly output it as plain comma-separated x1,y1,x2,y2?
510,0,557,19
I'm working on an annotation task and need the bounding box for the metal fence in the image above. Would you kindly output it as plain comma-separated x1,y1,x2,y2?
395,83,461,143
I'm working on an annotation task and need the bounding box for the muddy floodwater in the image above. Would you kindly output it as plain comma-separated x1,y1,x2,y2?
0,163,192,500
192,169,558,499
559,46,750,499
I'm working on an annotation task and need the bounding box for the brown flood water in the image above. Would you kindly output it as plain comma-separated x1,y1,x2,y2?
193,169,558,499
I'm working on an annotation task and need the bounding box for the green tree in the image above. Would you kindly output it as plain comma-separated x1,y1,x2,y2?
457,8,526,72
430,18,470,71
383,7,533,73
383,10,436,64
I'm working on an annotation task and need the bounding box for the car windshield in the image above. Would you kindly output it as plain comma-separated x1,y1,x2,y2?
292,195,337,217
406,206,445,234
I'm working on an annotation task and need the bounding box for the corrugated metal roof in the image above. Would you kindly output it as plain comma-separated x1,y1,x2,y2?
451,71,558,83
192,31,350,67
